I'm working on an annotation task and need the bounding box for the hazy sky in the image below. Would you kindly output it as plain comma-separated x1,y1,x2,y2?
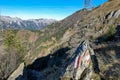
0,0,108,20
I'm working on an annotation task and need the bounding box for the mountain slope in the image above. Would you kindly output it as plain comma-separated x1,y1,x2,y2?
0,16,56,30
6,0,120,80
24,0,120,79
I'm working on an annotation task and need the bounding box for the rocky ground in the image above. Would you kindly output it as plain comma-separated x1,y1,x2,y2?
2,0,120,80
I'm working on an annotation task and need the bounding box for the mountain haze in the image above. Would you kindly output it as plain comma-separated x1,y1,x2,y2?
0,16,56,30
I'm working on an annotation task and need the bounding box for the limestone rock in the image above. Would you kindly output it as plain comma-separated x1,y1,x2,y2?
8,63,24,80
114,9,120,18
105,11,114,20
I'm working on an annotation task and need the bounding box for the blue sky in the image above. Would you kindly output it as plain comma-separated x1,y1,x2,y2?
0,0,108,20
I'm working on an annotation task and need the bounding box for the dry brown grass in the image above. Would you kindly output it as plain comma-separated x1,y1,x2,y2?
87,0,120,20
16,30,39,43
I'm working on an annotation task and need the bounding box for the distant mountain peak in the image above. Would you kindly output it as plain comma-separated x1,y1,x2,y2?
0,15,57,30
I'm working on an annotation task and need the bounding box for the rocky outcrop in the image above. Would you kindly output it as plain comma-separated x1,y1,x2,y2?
114,9,120,18
12,39,101,80
105,11,114,20
105,9,120,20
8,63,24,80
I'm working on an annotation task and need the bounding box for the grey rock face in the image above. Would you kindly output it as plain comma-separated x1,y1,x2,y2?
105,9,120,20
105,11,114,20
113,9,120,18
